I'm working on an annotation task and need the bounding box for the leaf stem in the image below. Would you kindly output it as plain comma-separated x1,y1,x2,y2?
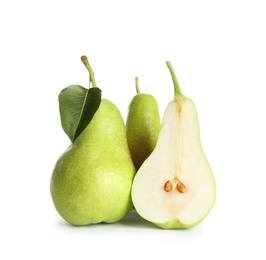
166,61,182,100
81,55,98,88
135,77,140,93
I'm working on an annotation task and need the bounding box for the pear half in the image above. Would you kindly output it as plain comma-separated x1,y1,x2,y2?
131,62,216,228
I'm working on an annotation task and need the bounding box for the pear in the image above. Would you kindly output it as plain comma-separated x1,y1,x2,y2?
50,56,135,226
126,77,161,171
131,62,216,229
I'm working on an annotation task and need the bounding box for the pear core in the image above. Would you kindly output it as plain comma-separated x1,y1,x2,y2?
131,98,216,228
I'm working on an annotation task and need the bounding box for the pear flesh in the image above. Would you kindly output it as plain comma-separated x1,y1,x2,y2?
131,65,216,229
50,99,135,226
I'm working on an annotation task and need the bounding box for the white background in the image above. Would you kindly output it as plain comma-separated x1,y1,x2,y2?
1,0,266,259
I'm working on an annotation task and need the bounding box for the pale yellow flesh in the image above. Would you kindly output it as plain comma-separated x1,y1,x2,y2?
131,97,216,228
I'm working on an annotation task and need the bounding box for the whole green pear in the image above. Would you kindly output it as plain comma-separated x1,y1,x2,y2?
50,56,135,226
126,77,161,171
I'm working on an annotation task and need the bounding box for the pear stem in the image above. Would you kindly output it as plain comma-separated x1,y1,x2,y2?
135,77,140,93
166,61,182,100
81,55,98,88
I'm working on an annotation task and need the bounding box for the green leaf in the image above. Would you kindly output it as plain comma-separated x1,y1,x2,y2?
59,85,102,142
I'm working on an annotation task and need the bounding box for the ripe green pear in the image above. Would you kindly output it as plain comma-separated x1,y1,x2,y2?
131,62,216,229
50,56,135,226
51,99,135,225
126,77,161,171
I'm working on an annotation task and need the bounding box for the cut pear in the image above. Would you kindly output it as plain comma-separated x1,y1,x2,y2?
131,62,216,229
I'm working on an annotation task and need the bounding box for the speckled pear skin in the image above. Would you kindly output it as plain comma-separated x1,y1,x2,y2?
126,93,161,171
50,99,136,226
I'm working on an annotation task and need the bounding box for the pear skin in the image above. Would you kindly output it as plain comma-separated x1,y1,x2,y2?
50,99,135,225
50,56,135,226
126,77,161,171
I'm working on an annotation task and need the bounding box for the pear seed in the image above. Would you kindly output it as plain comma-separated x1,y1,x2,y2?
164,181,172,192
177,182,186,193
